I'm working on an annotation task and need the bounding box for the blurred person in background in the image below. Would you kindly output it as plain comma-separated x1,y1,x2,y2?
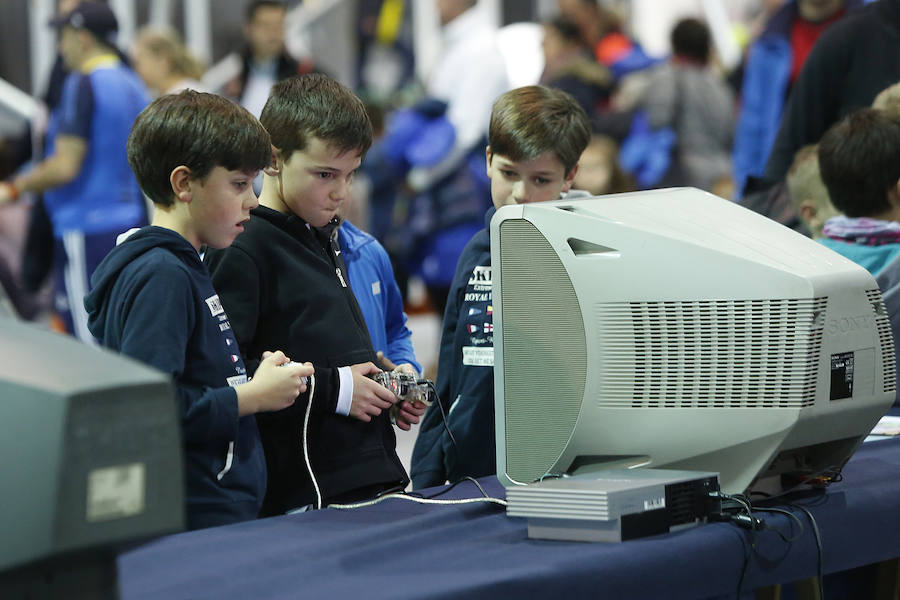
762,0,900,186
539,16,614,117
222,0,312,118
872,80,900,117
785,143,839,238
733,0,857,199
572,134,634,196
0,0,82,320
132,26,207,96
0,1,149,341
406,0,510,193
639,18,735,193
396,0,510,315
557,0,631,70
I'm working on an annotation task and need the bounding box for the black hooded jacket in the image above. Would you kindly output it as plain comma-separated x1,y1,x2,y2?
205,207,408,514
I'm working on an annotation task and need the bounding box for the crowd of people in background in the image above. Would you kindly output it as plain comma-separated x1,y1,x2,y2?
1,0,900,518
2,0,896,330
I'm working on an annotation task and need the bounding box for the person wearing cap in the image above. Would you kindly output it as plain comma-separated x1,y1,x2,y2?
0,1,150,342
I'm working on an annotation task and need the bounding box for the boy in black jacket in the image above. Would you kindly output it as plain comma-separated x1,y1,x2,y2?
205,75,425,515
411,86,591,488
85,91,312,530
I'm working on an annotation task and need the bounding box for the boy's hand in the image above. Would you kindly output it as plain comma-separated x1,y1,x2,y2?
348,362,397,422
394,400,428,431
376,351,417,375
237,351,313,415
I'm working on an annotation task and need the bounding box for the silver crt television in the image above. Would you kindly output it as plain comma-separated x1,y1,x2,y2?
0,318,183,599
492,188,894,495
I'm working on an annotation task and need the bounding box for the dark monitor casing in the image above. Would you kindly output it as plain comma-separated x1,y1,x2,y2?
0,318,184,598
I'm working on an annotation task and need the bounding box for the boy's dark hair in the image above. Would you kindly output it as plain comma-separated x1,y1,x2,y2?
127,90,271,206
260,74,373,160
671,18,710,63
818,108,900,218
246,0,285,22
488,85,591,174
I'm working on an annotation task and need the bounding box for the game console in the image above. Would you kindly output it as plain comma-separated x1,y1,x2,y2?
505,469,721,542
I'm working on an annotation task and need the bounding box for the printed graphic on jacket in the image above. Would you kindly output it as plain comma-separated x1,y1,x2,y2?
462,265,494,366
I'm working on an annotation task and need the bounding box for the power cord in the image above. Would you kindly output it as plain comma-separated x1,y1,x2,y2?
711,490,826,600
788,502,825,600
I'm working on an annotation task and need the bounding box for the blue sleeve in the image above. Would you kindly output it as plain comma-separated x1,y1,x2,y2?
374,241,422,373
57,73,94,140
732,37,792,196
118,264,239,446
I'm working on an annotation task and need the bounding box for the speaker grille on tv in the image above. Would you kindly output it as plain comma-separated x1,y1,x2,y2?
595,298,827,408
866,288,896,394
499,219,586,484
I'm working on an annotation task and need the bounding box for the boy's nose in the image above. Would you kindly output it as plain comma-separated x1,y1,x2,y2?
245,188,259,210
331,178,351,201
512,181,528,203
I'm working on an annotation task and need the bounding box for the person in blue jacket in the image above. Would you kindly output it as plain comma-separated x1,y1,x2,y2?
84,90,311,530
0,1,151,341
337,219,422,376
410,86,591,489
732,0,858,198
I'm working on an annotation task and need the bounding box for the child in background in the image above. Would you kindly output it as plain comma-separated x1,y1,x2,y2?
572,134,635,196
785,144,839,239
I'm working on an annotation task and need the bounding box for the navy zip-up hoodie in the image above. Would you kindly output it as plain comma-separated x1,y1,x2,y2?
84,226,267,529
411,208,496,488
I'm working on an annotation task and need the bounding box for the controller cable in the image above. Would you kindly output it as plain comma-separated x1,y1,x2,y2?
301,373,322,510
423,379,459,457
329,476,507,510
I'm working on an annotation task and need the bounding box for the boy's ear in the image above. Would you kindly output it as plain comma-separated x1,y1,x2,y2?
263,145,281,177
562,163,579,193
485,146,493,178
170,166,193,203
799,198,818,225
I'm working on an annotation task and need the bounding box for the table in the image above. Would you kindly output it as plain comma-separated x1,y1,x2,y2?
118,436,900,600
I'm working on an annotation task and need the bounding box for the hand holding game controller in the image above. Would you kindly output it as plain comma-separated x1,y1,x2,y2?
280,361,310,385
370,371,433,429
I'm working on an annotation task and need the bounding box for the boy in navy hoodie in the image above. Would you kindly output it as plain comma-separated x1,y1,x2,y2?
411,86,591,488
85,90,312,530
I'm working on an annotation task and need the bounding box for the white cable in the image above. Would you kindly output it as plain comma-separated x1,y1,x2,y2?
301,374,322,510
328,493,508,510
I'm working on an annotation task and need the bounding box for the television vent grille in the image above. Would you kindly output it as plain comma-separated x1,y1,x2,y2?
594,298,827,409
866,289,896,394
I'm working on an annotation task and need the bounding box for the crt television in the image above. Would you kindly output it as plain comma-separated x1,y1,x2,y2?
492,188,895,495
0,318,183,598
